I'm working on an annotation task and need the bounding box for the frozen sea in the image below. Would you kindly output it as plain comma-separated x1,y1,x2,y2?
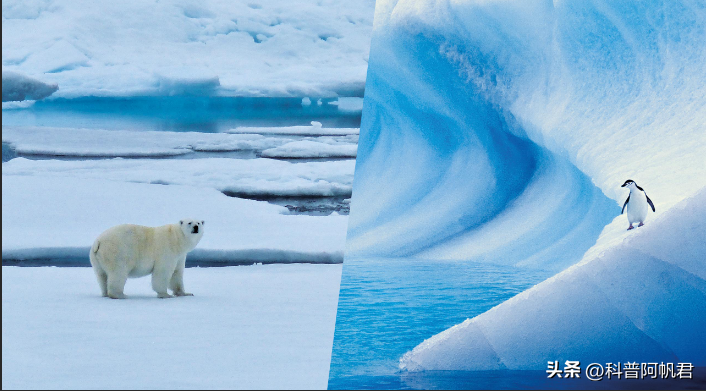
2,96,361,266
2,95,361,389
2,1,374,388
2,97,359,389
2,264,342,389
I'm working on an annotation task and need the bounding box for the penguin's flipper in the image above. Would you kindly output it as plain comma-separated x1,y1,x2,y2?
622,195,630,214
646,194,656,212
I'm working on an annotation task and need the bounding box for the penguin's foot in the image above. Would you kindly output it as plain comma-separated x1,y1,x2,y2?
627,225,635,230
638,222,644,227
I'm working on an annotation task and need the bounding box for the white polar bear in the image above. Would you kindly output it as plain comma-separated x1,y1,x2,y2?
89,219,204,299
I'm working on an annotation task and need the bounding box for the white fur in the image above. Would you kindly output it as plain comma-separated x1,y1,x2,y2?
625,182,649,226
89,219,204,299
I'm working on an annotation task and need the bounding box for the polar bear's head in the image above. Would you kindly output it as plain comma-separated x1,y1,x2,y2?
179,219,205,246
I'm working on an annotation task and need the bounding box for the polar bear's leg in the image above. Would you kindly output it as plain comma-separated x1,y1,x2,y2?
94,268,108,297
89,243,108,297
152,259,175,298
170,255,193,297
107,273,128,299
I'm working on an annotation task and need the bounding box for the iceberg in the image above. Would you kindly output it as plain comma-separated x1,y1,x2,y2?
348,0,706,371
401,189,706,370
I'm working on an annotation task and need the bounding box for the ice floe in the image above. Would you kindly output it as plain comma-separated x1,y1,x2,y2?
2,175,348,263
2,156,354,198
229,121,359,136
1,0,375,98
262,140,357,159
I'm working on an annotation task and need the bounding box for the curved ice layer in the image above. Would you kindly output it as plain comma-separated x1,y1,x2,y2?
348,7,629,269
356,0,706,371
351,0,706,262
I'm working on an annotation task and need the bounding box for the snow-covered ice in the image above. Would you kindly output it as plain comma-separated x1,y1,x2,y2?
1,264,342,389
1,0,375,99
262,140,357,159
3,156,354,198
2,175,348,263
229,121,359,136
2,126,290,157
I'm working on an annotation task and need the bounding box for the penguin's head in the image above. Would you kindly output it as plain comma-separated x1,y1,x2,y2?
621,179,636,188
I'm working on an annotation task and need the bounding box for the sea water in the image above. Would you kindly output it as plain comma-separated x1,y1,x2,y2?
329,258,551,388
2,96,362,132
328,258,705,389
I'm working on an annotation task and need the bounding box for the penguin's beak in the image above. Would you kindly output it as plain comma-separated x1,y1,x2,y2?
621,183,626,187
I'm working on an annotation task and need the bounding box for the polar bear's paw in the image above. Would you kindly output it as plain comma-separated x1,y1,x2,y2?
108,293,127,299
175,291,194,297
157,292,175,299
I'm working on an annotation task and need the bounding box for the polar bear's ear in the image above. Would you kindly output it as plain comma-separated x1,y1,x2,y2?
202,220,205,225
180,220,184,225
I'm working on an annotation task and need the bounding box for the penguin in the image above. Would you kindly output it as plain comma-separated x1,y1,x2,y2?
621,179,655,230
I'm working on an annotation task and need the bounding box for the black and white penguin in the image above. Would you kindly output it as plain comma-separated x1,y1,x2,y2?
621,179,655,230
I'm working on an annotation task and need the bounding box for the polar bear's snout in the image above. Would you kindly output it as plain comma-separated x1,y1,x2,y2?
181,219,204,235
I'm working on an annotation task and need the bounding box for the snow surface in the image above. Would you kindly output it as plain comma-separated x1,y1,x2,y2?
1,0,375,98
2,264,342,389
349,0,706,372
262,140,357,158
2,175,347,263
3,156,354,198
401,188,706,370
2,126,290,157
2,71,58,101
229,121,360,136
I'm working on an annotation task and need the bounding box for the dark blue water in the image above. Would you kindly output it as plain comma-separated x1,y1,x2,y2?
328,258,706,389
2,96,362,132
328,258,554,389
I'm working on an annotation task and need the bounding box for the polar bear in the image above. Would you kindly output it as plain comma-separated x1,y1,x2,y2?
89,219,204,299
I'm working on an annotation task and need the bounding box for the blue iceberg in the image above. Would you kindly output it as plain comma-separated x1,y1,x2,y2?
344,0,706,373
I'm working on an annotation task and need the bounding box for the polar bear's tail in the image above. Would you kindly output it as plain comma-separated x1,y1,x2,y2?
89,239,101,268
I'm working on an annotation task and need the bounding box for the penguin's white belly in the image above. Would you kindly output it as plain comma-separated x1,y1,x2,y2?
627,192,648,224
